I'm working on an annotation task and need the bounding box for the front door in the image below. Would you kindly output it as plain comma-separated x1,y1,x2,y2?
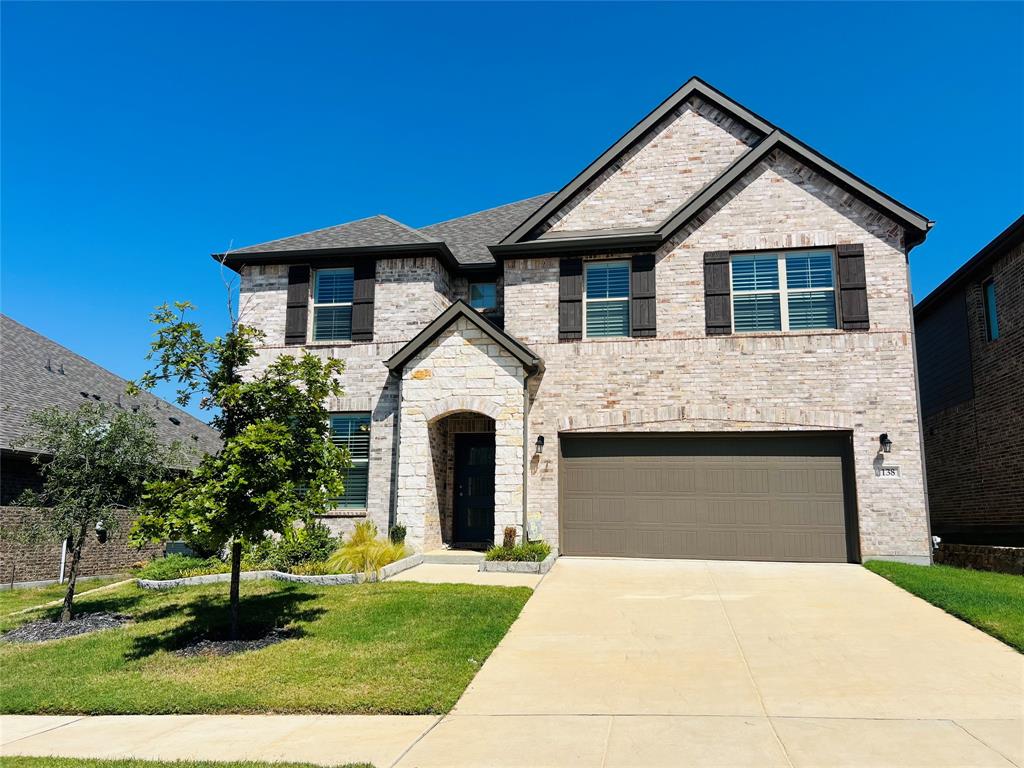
454,433,495,545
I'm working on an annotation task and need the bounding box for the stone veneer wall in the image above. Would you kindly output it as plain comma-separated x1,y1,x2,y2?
395,316,525,551
545,97,760,233
508,150,930,561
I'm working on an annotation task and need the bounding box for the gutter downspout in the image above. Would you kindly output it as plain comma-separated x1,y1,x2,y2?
522,375,530,542
907,255,935,564
389,371,402,533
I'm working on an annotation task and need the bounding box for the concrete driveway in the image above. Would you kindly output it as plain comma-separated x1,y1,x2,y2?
398,558,1023,767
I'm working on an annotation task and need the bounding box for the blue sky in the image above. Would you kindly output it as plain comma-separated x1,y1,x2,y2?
3,2,1022,419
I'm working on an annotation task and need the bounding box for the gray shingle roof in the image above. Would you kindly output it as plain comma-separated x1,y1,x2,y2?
1,314,221,456
418,194,554,264
231,214,433,255
225,194,554,267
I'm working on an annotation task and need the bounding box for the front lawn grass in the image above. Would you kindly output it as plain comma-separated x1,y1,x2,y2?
0,576,129,615
0,579,531,714
864,560,1024,652
1,758,372,768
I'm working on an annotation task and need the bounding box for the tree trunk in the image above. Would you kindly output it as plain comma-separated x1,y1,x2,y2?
61,523,88,622
229,539,242,640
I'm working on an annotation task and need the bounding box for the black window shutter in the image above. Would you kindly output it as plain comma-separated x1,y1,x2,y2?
559,258,583,341
285,265,310,346
630,253,656,338
703,251,732,335
837,244,869,331
351,259,376,341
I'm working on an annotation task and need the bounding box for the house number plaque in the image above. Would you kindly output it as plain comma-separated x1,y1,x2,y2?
875,465,901,478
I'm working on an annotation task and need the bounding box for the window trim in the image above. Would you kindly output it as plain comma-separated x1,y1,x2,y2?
583,259,631,339
729,249,839,334
983,278,999,341
469,281,498,313
329,412,371,511
310,267,355,343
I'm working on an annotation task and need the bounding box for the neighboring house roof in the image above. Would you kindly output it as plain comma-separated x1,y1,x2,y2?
218,76,932,273
915,215,1024,321
0,314,221,456
385,300,542,374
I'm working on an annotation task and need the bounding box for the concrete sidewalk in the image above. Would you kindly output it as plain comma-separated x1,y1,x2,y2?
0,714,439,767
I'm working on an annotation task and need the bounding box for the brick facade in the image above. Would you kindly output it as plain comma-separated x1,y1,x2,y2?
0,505,162,586
235,92,931,563
917,238,1023,545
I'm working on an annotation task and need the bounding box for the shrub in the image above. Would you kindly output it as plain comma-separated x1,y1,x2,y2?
389,524,407,545
243,520,337,571
288,561,333,576
485,541,551,562
136,554,227,580
327,521,408,577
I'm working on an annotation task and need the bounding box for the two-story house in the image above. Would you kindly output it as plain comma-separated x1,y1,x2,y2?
222,77,934,564
915,215,1023,547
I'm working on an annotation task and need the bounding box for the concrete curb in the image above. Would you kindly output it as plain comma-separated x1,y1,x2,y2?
136,553,425,590
479,552,557,574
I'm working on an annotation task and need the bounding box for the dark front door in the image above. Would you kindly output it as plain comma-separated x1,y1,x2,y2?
454,433,495,545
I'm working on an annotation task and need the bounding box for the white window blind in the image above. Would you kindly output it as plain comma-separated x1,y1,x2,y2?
313,268,354,341
584,261,630,337
731,250,837,332
329,412,370,508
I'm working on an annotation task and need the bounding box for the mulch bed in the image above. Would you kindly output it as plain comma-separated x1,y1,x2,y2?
1,612,130,644
175,627,292,657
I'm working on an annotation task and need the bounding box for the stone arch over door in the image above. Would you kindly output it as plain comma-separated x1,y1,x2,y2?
422,396,504,423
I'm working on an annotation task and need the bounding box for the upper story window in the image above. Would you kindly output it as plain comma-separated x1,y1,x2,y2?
312,268,354,341
983,279,999,341
731,250,837,332
330,412,370,509
584,260,630,337
469,282,497,312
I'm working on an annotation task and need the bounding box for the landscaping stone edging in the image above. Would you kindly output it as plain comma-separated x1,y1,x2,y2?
933,543,1024,575
478,552,557,574
137,553,424,589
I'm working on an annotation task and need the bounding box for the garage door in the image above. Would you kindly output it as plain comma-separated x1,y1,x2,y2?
559,433,855,563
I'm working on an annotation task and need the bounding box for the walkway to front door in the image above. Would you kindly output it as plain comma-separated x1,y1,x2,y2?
453,432,495,546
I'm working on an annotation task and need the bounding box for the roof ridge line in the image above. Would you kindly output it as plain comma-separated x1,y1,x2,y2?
375,214,435,242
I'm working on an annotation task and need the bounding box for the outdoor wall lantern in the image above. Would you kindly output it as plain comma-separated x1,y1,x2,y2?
535,435,545,455
95,520,108,544
879,433,893,454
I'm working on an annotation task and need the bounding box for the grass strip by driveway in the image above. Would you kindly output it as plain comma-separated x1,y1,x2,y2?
864,560,1024,652
0,579,531,714
0,577,129,615
1,758,371,768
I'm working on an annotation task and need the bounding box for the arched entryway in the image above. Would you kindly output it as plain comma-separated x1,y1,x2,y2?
428,412,496,548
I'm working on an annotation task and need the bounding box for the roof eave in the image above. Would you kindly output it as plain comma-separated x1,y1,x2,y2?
914,214,1024,320
385,301,543,375
214,241,458,273
490,232,663,258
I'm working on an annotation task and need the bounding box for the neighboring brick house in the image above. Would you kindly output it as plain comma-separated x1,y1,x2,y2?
223,77,934,564
915,216,1023,546
0,314,221,584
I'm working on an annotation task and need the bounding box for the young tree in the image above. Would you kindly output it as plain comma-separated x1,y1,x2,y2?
14,403,175,621
131,302,348,638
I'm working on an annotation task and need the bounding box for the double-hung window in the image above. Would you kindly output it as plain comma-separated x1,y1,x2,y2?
584,260,630,337
330,412,370,509
983,279,999,341
312,268,354,341
731,250,837,332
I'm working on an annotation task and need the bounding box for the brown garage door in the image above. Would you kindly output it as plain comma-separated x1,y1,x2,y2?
559,433,856,563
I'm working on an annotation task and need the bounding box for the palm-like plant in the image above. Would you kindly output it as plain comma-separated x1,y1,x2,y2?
327,521,407,579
